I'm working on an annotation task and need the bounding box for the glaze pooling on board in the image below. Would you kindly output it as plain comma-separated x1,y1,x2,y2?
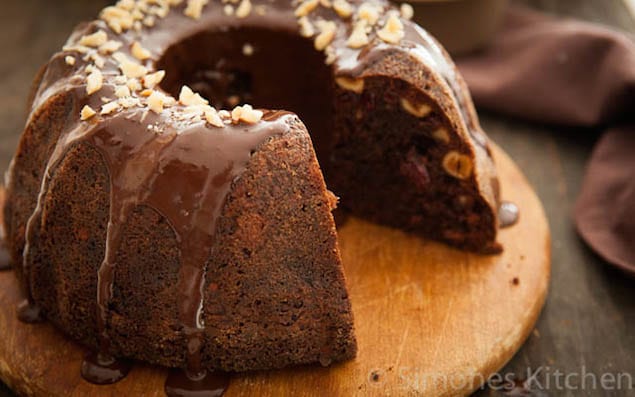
81,351,132,385
165,368,230,397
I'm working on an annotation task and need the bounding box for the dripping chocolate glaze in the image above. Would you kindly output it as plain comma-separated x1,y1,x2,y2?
86,108,290,380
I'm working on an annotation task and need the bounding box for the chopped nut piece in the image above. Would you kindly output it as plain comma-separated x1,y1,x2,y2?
432,128,450,144
127,78,142,91
80,105,97,120
232,104,263,124
242,43,254,56
91,53,106,68
295,0,319,17
99,40,123,54
335,76,364,93
320,0,332,8
65,56,76,66
184,0,209,19
131,41,152,60
100,6,134,33
224,5,234,15
117,0,135,11
442,151,473,179
101,101,120,115
79,30,108,47
179,85,208,106
357,3,380,26
324,46,337,65
346,21,369,48
400,3,414,20
400,98,431,118
235,0,252,18
333,0,353,18
377,13,405,44
147,91,168,114
143,70,166,89
143,16,156,27
115,85,131,98
218,110,231,119
118,56,149,78
314,21,337,51
119,96,141,108
86,69,103,95
298,16,315,38
205,108,225,127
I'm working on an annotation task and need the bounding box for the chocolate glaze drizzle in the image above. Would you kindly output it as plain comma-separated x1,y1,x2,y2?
0,242,11,271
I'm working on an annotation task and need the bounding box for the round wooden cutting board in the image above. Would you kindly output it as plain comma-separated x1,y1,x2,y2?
0,144,550,397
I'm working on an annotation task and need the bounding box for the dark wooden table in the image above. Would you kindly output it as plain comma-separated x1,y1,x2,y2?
1,1,633,396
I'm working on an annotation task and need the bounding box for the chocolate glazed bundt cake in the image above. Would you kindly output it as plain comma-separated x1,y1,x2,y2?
3,0,504,392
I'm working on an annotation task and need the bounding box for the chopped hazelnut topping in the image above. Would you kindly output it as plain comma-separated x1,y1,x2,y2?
442,151,473,179
100,6,134,34
115,85,131,98
143,15,156,27
314,21,337,51
143,70,166,89
223,4,235,15
127,78,142,91
432,128,450,144
400,3,414,20
333,0,353,18
184,0,209,19
401,98,431,118
242,43,254,56
131,41,152,60
325,46,336,65
91,53,106,68
357,3,380,26
298,17,315,37
99,40,123,54
377,13,404,44
79,30,108,47
346,21,369,48
86,69,103,95
80,105,97,120
117,0,135,11
147,91,168,113
119,96,141,108
320,0,332,8
101,101,120,115
335,76,364,93
235,0,252,18
179,85,209,106
231,104,263,124
205,108,225,127
65,56,76,66
295,0,319,17
116,54,149,78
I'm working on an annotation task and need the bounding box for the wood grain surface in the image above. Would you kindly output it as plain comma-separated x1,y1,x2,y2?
0,1,633,396
0,144,549,396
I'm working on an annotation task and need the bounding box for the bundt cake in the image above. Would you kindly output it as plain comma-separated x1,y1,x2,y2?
3,0,502,391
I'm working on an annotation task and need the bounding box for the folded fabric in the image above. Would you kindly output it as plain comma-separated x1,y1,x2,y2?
455,7,635,275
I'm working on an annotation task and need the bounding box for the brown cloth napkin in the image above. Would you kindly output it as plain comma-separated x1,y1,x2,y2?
455,7,635,276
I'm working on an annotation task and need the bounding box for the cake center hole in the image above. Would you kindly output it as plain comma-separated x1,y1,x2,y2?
157,26,334,160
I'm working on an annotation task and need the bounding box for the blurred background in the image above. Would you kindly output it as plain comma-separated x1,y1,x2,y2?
0,1,633,396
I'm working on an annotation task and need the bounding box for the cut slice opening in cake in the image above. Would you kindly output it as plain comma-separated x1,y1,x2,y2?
157,27,499,252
